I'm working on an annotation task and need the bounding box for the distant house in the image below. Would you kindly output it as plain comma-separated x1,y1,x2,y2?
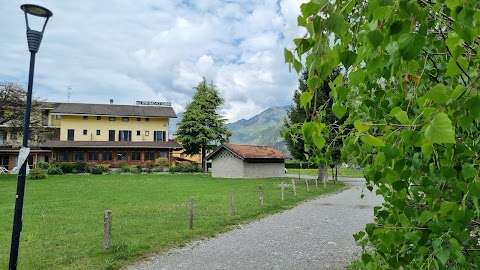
206,144,290,178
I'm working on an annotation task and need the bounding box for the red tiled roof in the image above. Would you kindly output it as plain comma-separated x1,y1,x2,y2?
42,140,183,149
51,103,177,118
206,144,290,160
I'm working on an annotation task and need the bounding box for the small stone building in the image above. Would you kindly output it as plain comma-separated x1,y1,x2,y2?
206,144,290,178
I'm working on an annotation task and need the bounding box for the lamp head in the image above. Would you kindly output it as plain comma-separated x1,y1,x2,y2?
20,4,53,18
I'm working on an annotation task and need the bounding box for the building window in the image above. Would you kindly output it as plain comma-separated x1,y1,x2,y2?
159,151,168,158
96,130,101,135
145,151,155,161
131,151,141,161
118,130,132,141
0,131,5,142
145,118,150,122
83,116,88,120
103,151,113,161
57,151,68,161
97,116,101,120
109,117,116,121
73,151,84,161
88,151,99,161
145,131,149,136
122,117,129,122
67,129,74,141
83,129,87,135
154,131,166,141
55,115,62,120
117,151,127,161
136,117,141,121
136,130,140,136
109,130,115,141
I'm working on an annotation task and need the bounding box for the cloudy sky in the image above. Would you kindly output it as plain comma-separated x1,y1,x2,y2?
1,0,307,123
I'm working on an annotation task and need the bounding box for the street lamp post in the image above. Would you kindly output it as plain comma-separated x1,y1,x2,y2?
9,4,52,270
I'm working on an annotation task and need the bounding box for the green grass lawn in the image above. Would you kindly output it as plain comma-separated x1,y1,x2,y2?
0,173,345,270
288,167,364,178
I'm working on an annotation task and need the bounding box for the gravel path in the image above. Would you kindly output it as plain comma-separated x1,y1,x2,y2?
125,178,383,270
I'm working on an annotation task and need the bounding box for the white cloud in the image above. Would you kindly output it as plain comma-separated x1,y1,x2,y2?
1,0,306,123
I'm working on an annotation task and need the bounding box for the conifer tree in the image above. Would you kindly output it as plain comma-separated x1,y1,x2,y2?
176,78,231,171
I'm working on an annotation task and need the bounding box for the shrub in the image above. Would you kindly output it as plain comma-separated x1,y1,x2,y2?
37,161,51,170
120,164,134,173
47,165,63,175
145,161,157,170
95,164,110,173
156,158,168,167
29,168,48,179
169,161,202,173
59,163,74,174
90,166,104,175
73,161,90,173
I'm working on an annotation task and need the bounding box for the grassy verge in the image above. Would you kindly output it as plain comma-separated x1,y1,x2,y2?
0,173,345,269
289,167,364,178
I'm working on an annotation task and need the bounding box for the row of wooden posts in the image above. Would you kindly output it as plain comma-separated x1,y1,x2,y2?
103,178,319,250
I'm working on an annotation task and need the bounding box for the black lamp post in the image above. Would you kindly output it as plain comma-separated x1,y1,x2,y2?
9,4,52,270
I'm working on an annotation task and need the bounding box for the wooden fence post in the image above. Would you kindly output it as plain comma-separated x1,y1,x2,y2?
305,178,310,192
315,178,318,190
259,185,264,206
189,197,194,230
231,191,236,216
103,210,112,251
281,181,285,201
292,179,297,197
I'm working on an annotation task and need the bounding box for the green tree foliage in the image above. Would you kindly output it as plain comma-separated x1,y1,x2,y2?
284,69,343,161
286,1,480,269
284,69,343,181
176,78,231,171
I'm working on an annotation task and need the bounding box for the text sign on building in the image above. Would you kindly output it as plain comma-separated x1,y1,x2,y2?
136,101,171,106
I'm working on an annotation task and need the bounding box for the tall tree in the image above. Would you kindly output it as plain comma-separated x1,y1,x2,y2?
0,82,43,139
176,78,231,171
287,0,480,268
283,69,342,183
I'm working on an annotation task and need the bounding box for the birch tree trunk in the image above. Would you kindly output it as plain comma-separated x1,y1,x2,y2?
317,164,328,187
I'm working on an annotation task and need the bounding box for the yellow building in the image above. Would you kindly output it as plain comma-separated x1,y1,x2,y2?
43,102,182,167
0,101,182,171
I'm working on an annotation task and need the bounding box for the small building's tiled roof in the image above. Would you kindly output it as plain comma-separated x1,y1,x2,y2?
42,140,183,149
51,103,177,118
206,144,290,160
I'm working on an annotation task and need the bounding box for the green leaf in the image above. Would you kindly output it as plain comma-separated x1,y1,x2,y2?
398,33,426,60
332,103,347,118
307,75,319,90
390,107,409,125
367,30,384,49
435,249,450,267
325,13,348,36
424,84,449,105
389,20,405,35
462,163,477,179
425,113,455,144
300,2,321,18
354,120,370,132
445,57,468,77
300,91,314,109
363,134,385,147
284,48,294,63
421,143,434,157
339,50,357,69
